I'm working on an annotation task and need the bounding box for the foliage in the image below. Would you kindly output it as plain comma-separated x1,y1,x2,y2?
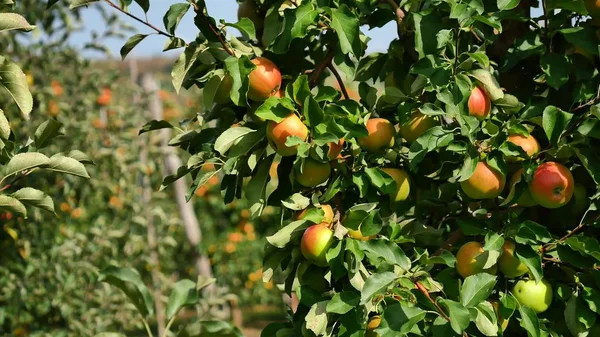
94,0,600,336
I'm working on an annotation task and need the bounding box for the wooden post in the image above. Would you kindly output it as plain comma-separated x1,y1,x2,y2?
136,68,166,336
139,74,216,294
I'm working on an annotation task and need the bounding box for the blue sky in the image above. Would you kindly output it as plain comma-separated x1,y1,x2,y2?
68,0,397,58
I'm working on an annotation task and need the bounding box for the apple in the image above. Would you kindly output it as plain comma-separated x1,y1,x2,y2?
237,0,264,32
505,134,540,162
266,113,308,156
381,168,410,202
468,86,491,120
296,159,331,187
248,57,282,101
512,279,553,313
297,204,334,226
399,110,438,143
96,88,112,106
358,118,396,152
328,139,345,160
498,240,529,278
460,162,506,199
529,162,574,209
301,224,335,266
509,169,537,207
347,228,375,241
365,315,381,337
214,74,233,104
455,241,498,278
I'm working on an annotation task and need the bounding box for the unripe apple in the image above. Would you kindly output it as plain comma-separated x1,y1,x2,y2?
296,159,331,187
358,118,395,152
455,241,498,278
381,168,410,202
468,86,491,120
248,57,282,101
297,204,334,226
266,113,308,156
214,74,233,104
399,110,438,143
365,315,381,337
512,279,553,313
490,301,509,332
505,134,540,162
347,228,376,241
460,162,506,199
498,240,529,278
529,162,574,209
237,0,264,32
509,169,537,207
301,224,335,266
328,139,344,160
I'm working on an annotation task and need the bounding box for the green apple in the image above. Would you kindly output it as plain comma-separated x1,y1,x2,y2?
301,224,335,266
498,240,529,278
512,279,553,313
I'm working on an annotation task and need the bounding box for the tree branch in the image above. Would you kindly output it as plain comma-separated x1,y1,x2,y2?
309,46,336,87
190,2,235,56
414,282,451,322
104,0,175,39
328,64,349,100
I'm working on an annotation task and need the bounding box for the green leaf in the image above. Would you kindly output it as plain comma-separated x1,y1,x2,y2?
577,118,600,139
134,0,149,12
139,120,174,135
254,96,295,122
440,299,471,334
172,42,203,94
360,271,396,305
12,187,54,214
46,155,90,178
0,13,35,32
224,56,255,106
120,34,149,60
163,3,190,35
0,58,33,119
305,301,329,336
224,17,256,40
69,0,100,9
515,245,542,283
518,305,540,337
564,235,600,263
474,301,499,336
266,220,310,248
0,194,26,216
574,147,600,185
560,27,600,55
326,291,360,314
540,53,570,90
245,154,274,218
565,294,595,337
329,5,361,57
377,303,427,335
98,266,154,317
34,119,63,149
583,287,600,314
0,109,10,140
413,10,444,58
228,128,265,157
303,96,323,128
515,220,553,245
542,106,573,146
498,0,520,10
214,127,256,155
469,69,504,101
166,279,198,320
357,240,411,270
408,126,454,170
94,334,127,337
548,0,588,14
3,152,50,178
460,274,497,308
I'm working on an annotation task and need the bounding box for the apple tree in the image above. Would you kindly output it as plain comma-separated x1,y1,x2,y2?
76,0,600,336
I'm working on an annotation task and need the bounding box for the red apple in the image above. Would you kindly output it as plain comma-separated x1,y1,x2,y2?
301,224,335,266
468,86,491,120
358,118,395,152
266,113,308,156
529,162,574,209
506,134,540,162
248,57,282,101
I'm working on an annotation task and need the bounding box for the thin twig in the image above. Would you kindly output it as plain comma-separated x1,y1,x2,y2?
190,2,235,56
104,0,175,39
414,282,451,322
383,0,405,25
309,46,336,87
328,64,349,100
541,0,550,49
453,28,461,76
